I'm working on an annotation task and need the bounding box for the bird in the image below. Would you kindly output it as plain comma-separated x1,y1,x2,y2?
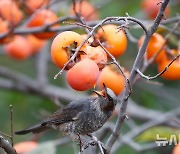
15,84,117,140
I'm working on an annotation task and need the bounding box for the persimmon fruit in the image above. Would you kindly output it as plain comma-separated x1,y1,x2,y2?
96,24,127,58
0,0,23,25
81,34,94,45
66,59,99,91
27,9,58,39
141,0,170,19
5,35,33,60
14,141,38,153
138,33,167,63
26,0,49,14
27,35,45,54
97,65,128,95
158,49,180,80
81,46,107,69
173,144,180,154
69,1,98,21
51,31,86,69
0,18,12,44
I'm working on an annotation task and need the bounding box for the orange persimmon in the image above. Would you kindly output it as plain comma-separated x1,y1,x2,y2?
69,1,98,21
66,59,99,91
173,144,180,154
0,0,23,24
97,65,128,95
27,35,45,54
96,24,127,58
141,0,170,19
27,9,58,39
158,49,180,80
0,18,12,44
5,35,33,60
138,33,167,63
51,31,86,69
26,0,49,14
81,46,107,69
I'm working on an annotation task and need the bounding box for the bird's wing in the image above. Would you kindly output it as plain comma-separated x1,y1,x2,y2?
42,98,93,125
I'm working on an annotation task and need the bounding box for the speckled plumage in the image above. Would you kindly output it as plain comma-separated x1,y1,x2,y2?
15,86,117,138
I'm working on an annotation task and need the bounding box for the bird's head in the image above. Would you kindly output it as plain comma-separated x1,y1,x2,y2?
93,83,117,110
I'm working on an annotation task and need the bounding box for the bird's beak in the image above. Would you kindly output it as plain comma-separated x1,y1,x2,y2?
93,90,104,97
103,83,108,96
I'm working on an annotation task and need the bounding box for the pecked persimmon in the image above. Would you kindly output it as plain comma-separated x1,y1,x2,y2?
69,1,98,21
81,34,94,45
26,0,49,14
0,0,23,25
66,59,99,91
97,65,128,95
138,33,167,63
51,31,86,69
141,0,170,19
81,46,107,69
5,35,33,60
27,35,46,54
96,24,127,58
157,49,180,80
14,141,38,153
27,9,58,39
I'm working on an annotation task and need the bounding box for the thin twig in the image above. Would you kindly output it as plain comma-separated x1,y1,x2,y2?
9,105,14,147
134,21,180,83
0,132,11,139
136,54,180,80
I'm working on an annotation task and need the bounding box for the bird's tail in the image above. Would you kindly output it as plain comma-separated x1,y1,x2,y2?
15,123,48,135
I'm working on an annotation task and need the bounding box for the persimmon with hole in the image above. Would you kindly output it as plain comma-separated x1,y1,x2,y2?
51,31,86,69
81,34,94,45
66,59,99,91
27,35,45,54
138,33,167,63
97,65,128,95
27,9,58,39
141,0,170,19
69,1,98,21
14,141,38,154
96,24,127,58
173,144,180,154
26,0,49,14
5,35,33,60
157,49,180,80
0,0,23,25
81,46,107,69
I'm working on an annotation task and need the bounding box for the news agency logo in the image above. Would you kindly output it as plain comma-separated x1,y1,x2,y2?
155,134,180,147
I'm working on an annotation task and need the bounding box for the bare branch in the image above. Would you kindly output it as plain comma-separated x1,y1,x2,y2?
0,136,17,154
10,105,14,147
136,54,180,80
0,67,85,101
105,0,171,153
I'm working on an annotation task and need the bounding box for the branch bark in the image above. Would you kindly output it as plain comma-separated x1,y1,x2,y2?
0,136,16,154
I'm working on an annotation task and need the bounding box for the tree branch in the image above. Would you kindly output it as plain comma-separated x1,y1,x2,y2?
105,0,171,153
0,136,16,154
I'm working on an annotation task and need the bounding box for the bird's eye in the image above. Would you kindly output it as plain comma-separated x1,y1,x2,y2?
108,96,113,101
